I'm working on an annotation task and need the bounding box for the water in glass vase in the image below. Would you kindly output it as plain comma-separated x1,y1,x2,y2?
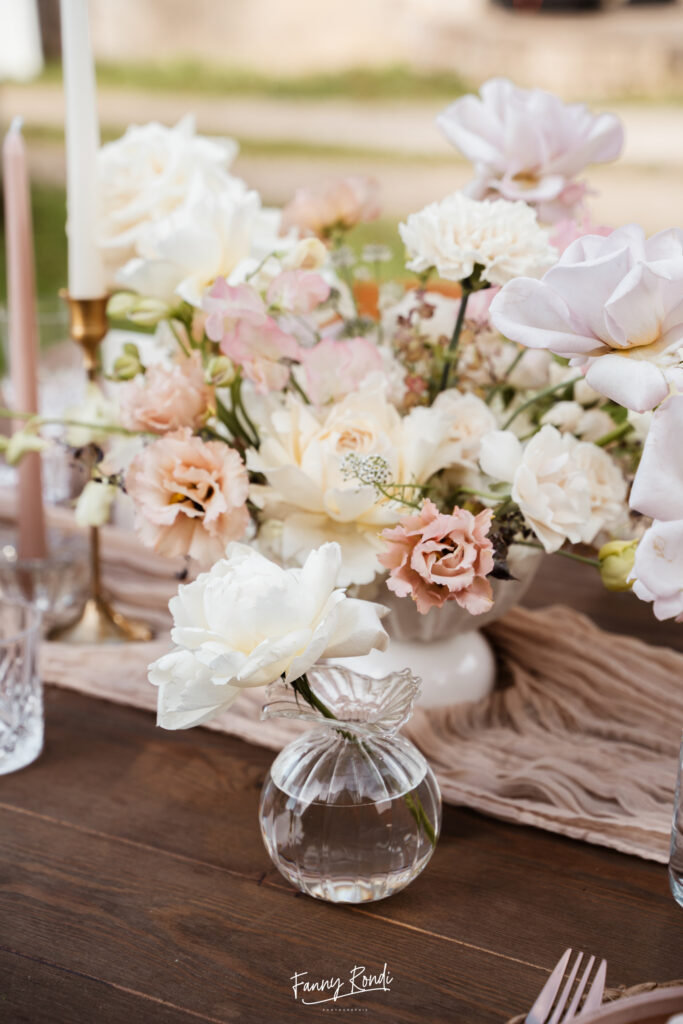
259,725,441,903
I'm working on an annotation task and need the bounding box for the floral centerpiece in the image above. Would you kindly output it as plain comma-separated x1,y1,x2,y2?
10,81,682,702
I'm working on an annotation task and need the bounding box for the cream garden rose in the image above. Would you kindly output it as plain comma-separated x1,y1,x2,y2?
149,542,389,729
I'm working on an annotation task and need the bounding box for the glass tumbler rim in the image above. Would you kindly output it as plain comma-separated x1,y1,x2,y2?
0,596,42,645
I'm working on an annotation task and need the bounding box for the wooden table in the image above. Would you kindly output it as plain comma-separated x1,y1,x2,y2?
1,566,682,1023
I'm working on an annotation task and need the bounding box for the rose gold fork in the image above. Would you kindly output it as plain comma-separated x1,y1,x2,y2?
525,949,607,1024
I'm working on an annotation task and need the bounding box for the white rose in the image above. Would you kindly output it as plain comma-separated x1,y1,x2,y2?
403,390,497,478
99,115,239,276
480,425,627,552
149,542,389,729
74,480,117,527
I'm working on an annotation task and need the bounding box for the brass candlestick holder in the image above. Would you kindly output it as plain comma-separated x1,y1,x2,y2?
48,293,153,643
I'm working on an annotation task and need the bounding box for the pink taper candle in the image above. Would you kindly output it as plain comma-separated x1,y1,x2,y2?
3,118,47,560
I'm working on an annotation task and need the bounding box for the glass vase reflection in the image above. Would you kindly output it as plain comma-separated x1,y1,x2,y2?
258,666,441,904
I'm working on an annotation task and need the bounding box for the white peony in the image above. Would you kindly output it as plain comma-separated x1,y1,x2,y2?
630,519,683,621
437,78,623,223
117,179,291,308
149,542,389,729
248,387,454,585
480,425,627,552
399,193,556,286
99,116,239,275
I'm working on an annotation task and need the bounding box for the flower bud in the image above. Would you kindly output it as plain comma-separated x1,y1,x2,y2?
598,539,638,592
107,292,138,319
205,354,235,387
2,429,49,465
74,480,117,528
112,342,144,381
129,297,171,326
283,237,328,271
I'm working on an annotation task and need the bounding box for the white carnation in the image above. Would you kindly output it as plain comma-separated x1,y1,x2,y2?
399,193,556,287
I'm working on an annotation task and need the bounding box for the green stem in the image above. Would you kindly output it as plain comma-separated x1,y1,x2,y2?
502,375,584,430
485,348,525,403
594,421,633,447
168,318,192,358
289,374,312,406
0,408,150,438
456,486,511,504
233,379,260,448
514,539,600,568
439,287,471,393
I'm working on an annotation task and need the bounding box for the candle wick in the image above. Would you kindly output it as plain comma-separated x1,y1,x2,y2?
9,116,24,136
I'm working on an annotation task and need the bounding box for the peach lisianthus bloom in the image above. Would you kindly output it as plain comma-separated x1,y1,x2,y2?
120,352,212,434
125,428,249,564
379,499,494,615
281,176,380,239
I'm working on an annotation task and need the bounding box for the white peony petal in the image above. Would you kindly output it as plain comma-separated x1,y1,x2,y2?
479,430,523,483
318,597,389,659
150,648,241,730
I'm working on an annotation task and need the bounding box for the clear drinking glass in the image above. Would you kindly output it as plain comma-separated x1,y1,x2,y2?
669,732,683,908
0,597,42,774
258,666,441,904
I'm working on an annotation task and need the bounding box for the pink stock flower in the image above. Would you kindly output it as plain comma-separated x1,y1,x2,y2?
266,270,330,314
437,78,623,223
299,336,383,405
549,213,612,254
203,277,267,342
281,176,381,239
220,318,301,394
120,352,211,434
125,427,249,564
379,499,494,615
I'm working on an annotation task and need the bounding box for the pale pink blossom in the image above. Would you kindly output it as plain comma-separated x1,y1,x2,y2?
438,78,623,223
281,176,381,239
490,225,683,412
203,277,267,340
120,352,211,434
549,213,612,254
299,336,383,405
379,499,494,615
266,270,330,314
630,518,683,621
125,427,249,564
220,318,301,394
630,391,683,521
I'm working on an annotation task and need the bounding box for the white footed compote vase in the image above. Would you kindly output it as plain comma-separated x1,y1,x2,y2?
338,545,543,708
258,666,441,904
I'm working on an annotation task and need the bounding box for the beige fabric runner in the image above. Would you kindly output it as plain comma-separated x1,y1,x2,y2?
23,502,683,864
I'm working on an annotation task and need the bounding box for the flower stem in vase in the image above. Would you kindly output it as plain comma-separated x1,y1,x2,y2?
439,286,471,393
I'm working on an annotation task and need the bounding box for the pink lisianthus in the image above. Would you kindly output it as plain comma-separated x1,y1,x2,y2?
379,499,495,615
120,351,211,434
299,336,383,405
203,277,267,342
220,318,301,394
125,427,249,564
281,176,381,239
549,213,612,254
266,270,330,315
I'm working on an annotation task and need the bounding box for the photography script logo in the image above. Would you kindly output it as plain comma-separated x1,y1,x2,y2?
291,963,393,1006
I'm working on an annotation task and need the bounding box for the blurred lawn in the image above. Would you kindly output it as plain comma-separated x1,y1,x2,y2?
0,183,406,313
39,61,470,103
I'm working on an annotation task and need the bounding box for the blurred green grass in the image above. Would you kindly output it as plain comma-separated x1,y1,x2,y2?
39,60,470,103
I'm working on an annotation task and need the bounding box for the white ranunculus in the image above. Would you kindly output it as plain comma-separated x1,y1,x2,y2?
149,542,389,729
117,179,291,308
99,116,239,275
630,519,683,621
629,390,683,521
437,78,623,223
490,225,683,412
480,425,627,552
74,480,117,527
248,388,450,585
399,193,556,287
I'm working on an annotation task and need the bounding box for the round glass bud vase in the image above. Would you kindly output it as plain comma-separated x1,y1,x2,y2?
258,666,441,904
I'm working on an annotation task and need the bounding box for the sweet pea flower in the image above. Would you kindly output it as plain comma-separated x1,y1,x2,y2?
379,499,494,615
266,270,330,314
629,390,683,522
299,336,383,405
219,318,301,394
629,519,683,621
148,542,389,729
281,176,381,239
490,225,683,412
203,278,268,339
438,78,623,223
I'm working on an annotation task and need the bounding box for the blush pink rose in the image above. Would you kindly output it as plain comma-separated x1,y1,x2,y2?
120,352,211,434
379,499,495,615
266,270,330,314
299,336,383,405
281,176,381,239
125,427,249,564
219,318,301,394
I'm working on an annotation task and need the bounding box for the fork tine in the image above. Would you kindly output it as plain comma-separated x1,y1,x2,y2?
548,950,583,1024
581,960,607,1016
562,955,595,1021
526,949,572,1024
